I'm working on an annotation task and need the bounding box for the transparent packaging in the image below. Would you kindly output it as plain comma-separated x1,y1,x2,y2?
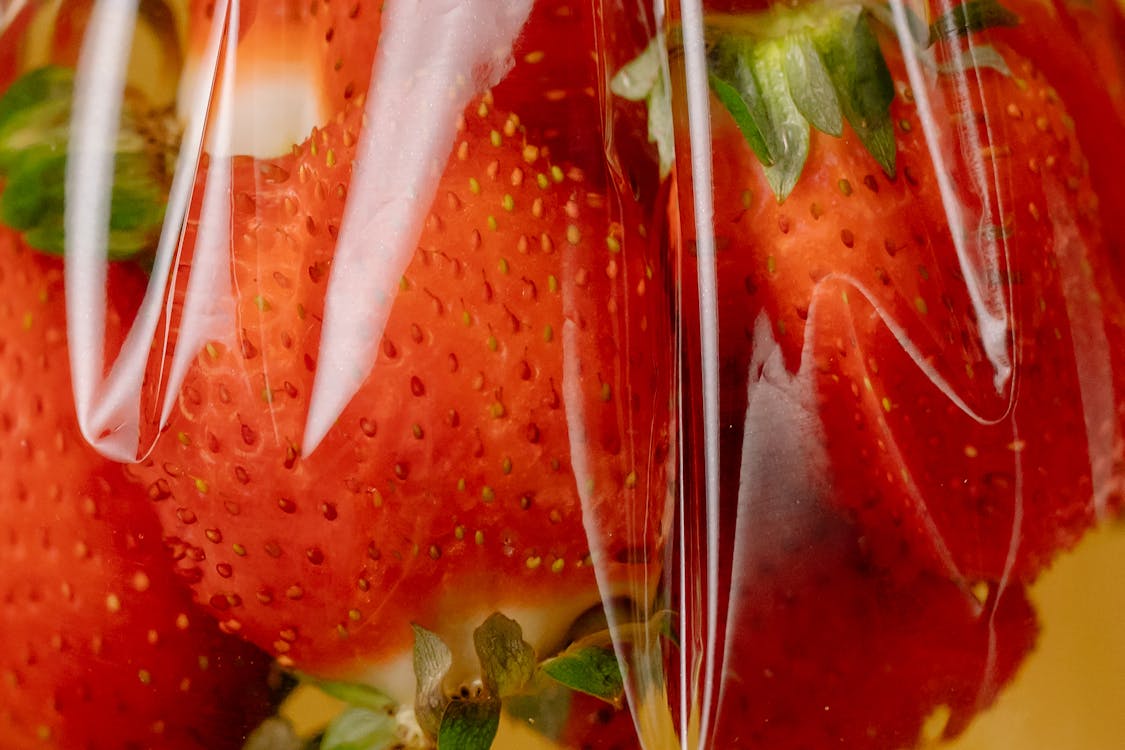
0,0,1122,749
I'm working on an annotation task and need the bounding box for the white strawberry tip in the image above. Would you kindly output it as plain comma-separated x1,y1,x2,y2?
177,4,330,158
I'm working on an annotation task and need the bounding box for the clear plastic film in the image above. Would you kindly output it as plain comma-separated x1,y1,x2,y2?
667,0,1125,748
0,1,1123,749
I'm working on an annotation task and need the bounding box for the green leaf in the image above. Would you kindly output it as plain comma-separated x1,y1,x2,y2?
609,39,662,101
0,66,73,171
814,7,896,178
751,41,811,201
0,65,172,261
437,697,501,750
321,708,400,750
109,153,167,225
0,147,66,247
707,38,776,166
782,33,843,137
412,624,453,739
0,146,167,258
929,0,1020,43
702,5,898,199
708,74,774,167
540,646,625,704
472,612,537,699
311,679,397,714
609,38,675,178
643,73,675,181
23,223,66,256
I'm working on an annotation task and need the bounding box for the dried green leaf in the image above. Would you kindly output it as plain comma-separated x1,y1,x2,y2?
436,697,501,750
472,612,536,698
412,624,453,739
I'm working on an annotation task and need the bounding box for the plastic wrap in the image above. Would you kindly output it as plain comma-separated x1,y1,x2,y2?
0,0,1122,748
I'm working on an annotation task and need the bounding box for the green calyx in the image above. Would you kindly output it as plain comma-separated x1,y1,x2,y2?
705,4,896,202
250,609,677,750
704,0,1023,201
0,65,175,260
411,612,619,750
612,0,1023,203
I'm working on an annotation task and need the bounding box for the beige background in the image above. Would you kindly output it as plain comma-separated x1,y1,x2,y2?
945,520,1125,749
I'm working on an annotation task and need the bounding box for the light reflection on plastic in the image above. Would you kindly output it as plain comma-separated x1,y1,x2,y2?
888,0,1014,397
65,0,233,462
1046,178,1123,521
0,0,29,32
303,0,535,455
675,0,722,745
63,0,535,462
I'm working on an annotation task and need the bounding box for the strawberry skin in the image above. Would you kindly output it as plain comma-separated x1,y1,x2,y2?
989,0,1125,269
492,0,602,174
129,92,673,699
707,495,1037,749
0,231,275,749
555,692,641,750
687,15,1125,583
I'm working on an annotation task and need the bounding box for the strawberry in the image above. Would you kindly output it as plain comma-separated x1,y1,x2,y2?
705,492,1037,749
663,1,1125,583
0,228,275,749
180,0,386,158
129,32,673,723
993,0,1125,292
553,693,641,750
491,0,601,174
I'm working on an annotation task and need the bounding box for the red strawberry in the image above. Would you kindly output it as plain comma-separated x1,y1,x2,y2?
948,0,1125,296
674,2,1125,583
705,492,1037,749
553,691,642,750
129,58,673,713
0,229,275,749
492,0,602,172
